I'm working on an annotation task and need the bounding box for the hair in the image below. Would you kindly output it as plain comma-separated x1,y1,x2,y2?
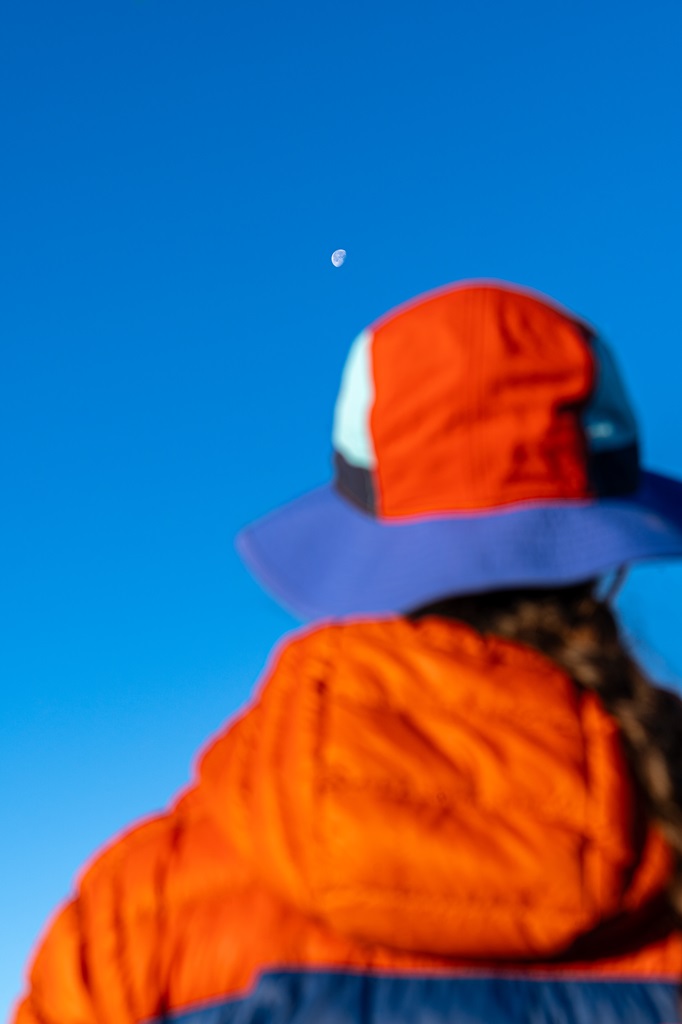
410,582,682,917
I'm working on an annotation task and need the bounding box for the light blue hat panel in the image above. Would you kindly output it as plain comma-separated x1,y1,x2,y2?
331,329,377,470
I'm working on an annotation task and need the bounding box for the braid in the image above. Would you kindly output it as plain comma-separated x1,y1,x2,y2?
411,584,682,917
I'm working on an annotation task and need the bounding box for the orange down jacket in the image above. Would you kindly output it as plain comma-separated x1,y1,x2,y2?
13,616,682,1024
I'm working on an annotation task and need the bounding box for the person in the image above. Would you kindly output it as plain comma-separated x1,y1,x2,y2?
13,280,682,1024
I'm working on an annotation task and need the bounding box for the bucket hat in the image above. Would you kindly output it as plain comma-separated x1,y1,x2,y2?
237,280,682,620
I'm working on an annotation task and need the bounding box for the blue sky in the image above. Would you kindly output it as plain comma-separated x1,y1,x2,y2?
3,0,682,1015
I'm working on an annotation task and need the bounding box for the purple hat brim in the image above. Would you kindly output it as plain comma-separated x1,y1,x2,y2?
236,470,682,621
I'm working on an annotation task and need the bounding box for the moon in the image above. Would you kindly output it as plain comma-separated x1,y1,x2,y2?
331,249,347,267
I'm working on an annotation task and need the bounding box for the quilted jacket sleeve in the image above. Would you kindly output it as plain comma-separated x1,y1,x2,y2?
12,813,178,1024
